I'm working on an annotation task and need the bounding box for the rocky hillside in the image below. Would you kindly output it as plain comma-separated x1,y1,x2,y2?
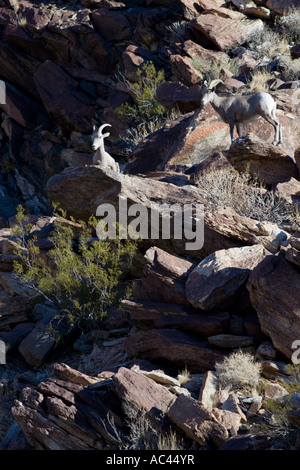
0,0,300,452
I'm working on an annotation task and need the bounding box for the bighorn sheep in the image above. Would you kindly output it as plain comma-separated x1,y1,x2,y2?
92,123,120,171
200,80,283,146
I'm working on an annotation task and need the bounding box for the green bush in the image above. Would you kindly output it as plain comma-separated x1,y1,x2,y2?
12,205,137,330
116,61,167,125
115,61,180,152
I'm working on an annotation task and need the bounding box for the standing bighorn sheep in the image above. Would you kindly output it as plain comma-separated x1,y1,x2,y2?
92,123,120,172
200,79,283,146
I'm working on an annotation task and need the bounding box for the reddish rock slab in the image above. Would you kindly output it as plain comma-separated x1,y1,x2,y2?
167,394,228,447
170,54,203,87
17,1,52,32
266,0,299,15
133,246,194,305
112,366,176,421
203,206,288,255
127,105,231,174
121,44,145,82
0,40,41,100
227,134,299,185
0,7,17,26
285,237,300,267
231,0,271,19
186,245,268,311
156,81,202,113
34,60,96,133
0,82,51,130
190,7,263,51
183,39,228,66
91,9,131,41
247,253,300,359
121,299,230,336
123,329,229,373
273,177,300,205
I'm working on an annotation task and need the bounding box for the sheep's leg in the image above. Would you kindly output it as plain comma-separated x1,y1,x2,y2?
236,123,242,138
229,121,235,142
272,108,283,144
261,114,280,145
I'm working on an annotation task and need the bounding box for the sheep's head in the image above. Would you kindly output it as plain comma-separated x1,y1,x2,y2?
92,123,111,151
200,79,223,106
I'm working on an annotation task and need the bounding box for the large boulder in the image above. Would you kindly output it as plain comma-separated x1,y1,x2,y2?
126,106,231,174
266,0,299,15
285,237,300,267
112,367,176,423
91,9,132,41
34,60,96,133
170,54,203,87
167,394,228,447
12,374,123,450
132,246,194,305
46,166,290,260
190,7,263,51
0,40,41,100
122,299,229,336
186,245,268,311
123,328,229,373
46,164,207,257
227,134,299,185
231,0,271,19
156,81,203,113
247,252,300,359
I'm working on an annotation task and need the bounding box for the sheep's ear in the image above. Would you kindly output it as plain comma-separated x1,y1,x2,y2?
203,80,208,87
103,132,110,138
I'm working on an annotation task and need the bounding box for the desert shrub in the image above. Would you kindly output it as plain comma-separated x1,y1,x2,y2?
246,26,289,60
283,363,300,395
253,365,300,442
122,401,184,450
195,168,300,229
165,20,189,43
116,62,167,125
215,351,262,392
115,62,180,153
247,69,273,93
191,55,240,82
278,55,300,81
277,8,300,43
12,205,137,331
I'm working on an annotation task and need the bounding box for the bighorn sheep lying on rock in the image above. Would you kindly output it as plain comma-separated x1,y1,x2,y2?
200,80,283,146
92,123,120,171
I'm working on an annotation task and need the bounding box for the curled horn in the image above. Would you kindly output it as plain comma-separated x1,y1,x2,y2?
208,79,223,90
99,123,112,136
